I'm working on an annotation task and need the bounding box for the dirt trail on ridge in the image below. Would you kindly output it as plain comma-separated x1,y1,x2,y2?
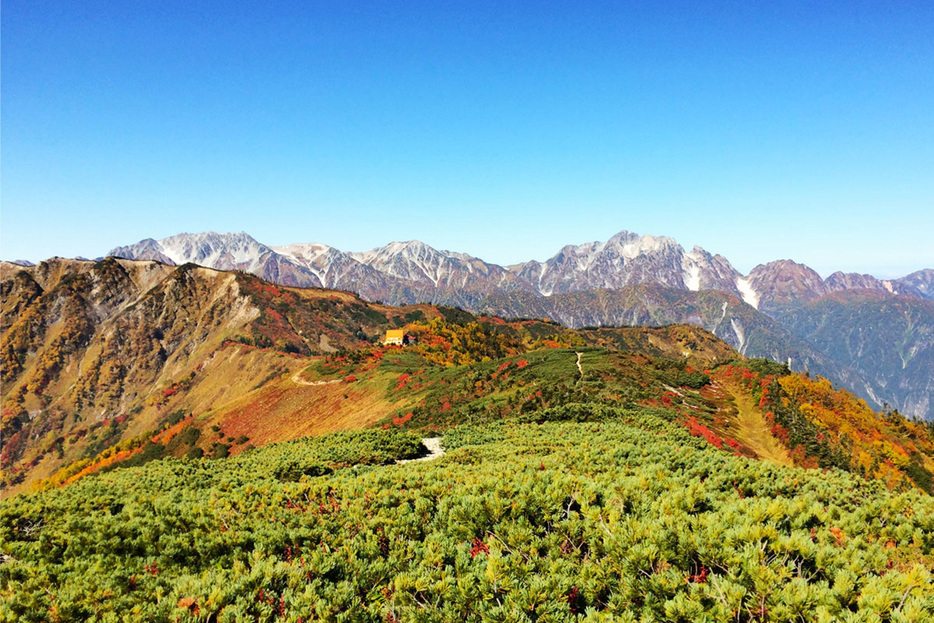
290,371,342,386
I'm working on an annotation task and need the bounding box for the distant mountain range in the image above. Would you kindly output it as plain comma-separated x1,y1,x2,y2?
8,229,925,420
0,256,743,491
106,230,932,309
103,231,934,421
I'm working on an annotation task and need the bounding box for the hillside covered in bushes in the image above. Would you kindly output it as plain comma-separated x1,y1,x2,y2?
3,409,933,622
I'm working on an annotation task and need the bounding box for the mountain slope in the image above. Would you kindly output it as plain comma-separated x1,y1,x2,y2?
5,414,933,621
0,258,445,491
98,229,934,420
773,291,934,419
476,285,934,419
478,285,844,370
5,259,934,502
0,259,737,492
507,231,745,297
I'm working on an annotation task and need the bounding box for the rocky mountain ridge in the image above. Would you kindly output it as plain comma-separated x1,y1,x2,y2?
107,230,932,309
20,230,934,420
1,256,750,492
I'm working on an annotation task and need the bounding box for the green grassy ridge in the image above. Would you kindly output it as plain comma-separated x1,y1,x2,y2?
25,339,711,491
2,408,932,622
366,347,714,430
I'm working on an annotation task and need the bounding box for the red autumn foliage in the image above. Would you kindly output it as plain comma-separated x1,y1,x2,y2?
771,423,791,445
685,416,724,449
689,565,709,584
469,538,489,558
567,586,584,614
177,597,199,615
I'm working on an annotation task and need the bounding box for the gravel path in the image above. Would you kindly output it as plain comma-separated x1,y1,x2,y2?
397,437,445,464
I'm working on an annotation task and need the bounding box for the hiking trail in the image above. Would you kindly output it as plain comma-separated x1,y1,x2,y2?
397,438,446,464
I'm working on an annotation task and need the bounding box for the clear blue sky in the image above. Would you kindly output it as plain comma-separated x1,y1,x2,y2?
3,1,933,276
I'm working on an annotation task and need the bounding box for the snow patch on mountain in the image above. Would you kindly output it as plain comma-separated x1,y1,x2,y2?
620,234,670,260
735,277,760,309
274,243,333,262
274,243,336,286
350,241,445,285
730,317,746,354
681,253,702,291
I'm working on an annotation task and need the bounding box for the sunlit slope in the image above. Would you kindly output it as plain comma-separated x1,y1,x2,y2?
5,259,934,499
2,414,932,621
0,258,440,491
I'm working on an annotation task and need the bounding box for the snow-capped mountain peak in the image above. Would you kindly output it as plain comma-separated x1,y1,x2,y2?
106,229,932,311
511,230,740,297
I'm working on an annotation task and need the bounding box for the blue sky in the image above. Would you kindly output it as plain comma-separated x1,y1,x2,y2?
3,1,933,276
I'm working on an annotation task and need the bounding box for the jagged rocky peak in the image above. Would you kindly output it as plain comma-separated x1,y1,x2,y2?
350,240,455,285
351,240,444,265
273,242,393,291
155,231,273,270
109,232,327,289
349,240,502,287
512,230,742,297
682,246,742,293
896,269,934,300
745,260,829,309
109,231,272,270
825,271,890,293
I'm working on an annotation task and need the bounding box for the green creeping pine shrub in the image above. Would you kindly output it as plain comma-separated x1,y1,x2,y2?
2,417,933,622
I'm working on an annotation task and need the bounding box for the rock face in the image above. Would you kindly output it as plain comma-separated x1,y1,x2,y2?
0,257,448,491
744,260,830,311
507,231,745,297
897,269,934,300
100,229,934,420
110,230,928,308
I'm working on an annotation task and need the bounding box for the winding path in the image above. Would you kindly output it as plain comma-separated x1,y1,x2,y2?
575,352,584,381
290,371,342,386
